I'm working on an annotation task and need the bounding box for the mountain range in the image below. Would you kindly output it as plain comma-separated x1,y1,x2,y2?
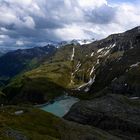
0,27,140,140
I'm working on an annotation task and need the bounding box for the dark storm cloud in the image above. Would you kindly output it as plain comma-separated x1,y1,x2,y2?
33,17,64,29
0,0,140,49
86,4,116,24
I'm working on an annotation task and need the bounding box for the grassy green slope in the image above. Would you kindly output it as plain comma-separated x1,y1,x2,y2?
0,45,78,104
0,42,130,103
0,106,121,140
2,27,140,104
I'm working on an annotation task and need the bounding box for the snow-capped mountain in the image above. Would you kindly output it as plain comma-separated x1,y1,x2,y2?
57,39,95,47
75,39,95,45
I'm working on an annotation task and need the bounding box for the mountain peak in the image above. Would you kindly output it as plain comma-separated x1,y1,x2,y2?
124,26,140,34
58,39,95,47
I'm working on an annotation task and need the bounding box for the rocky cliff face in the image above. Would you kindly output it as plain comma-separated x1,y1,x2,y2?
64,94,140,139
63,27,140,140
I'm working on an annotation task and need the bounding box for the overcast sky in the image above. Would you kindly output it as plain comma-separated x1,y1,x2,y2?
0,0,140,49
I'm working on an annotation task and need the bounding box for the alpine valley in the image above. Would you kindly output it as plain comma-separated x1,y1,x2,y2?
0,27,140,140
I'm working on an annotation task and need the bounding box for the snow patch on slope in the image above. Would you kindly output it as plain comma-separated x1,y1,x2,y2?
97,59,100,64
97,43,116,58
75,61,81,73
77,39,95,45
97,48,104,53
91,52,94,57
130,62,140,68
77,75,96,92
90,66,95,76
88,76,96,86
71,47,75,61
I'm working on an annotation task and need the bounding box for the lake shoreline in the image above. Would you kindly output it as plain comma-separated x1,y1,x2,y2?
38,95,79,117
35,94,71,108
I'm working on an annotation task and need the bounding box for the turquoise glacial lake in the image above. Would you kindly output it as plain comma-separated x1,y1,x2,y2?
40,96,79,117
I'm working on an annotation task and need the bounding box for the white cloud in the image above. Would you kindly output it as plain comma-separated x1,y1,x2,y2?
5,0,32,6
16,40,24,46
55,24,91,40
0,40,4,45
0,7,17,25
23,16,35,29
0,0,140,49
115,3,140,29
0,35,8,39
78,0,107,8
